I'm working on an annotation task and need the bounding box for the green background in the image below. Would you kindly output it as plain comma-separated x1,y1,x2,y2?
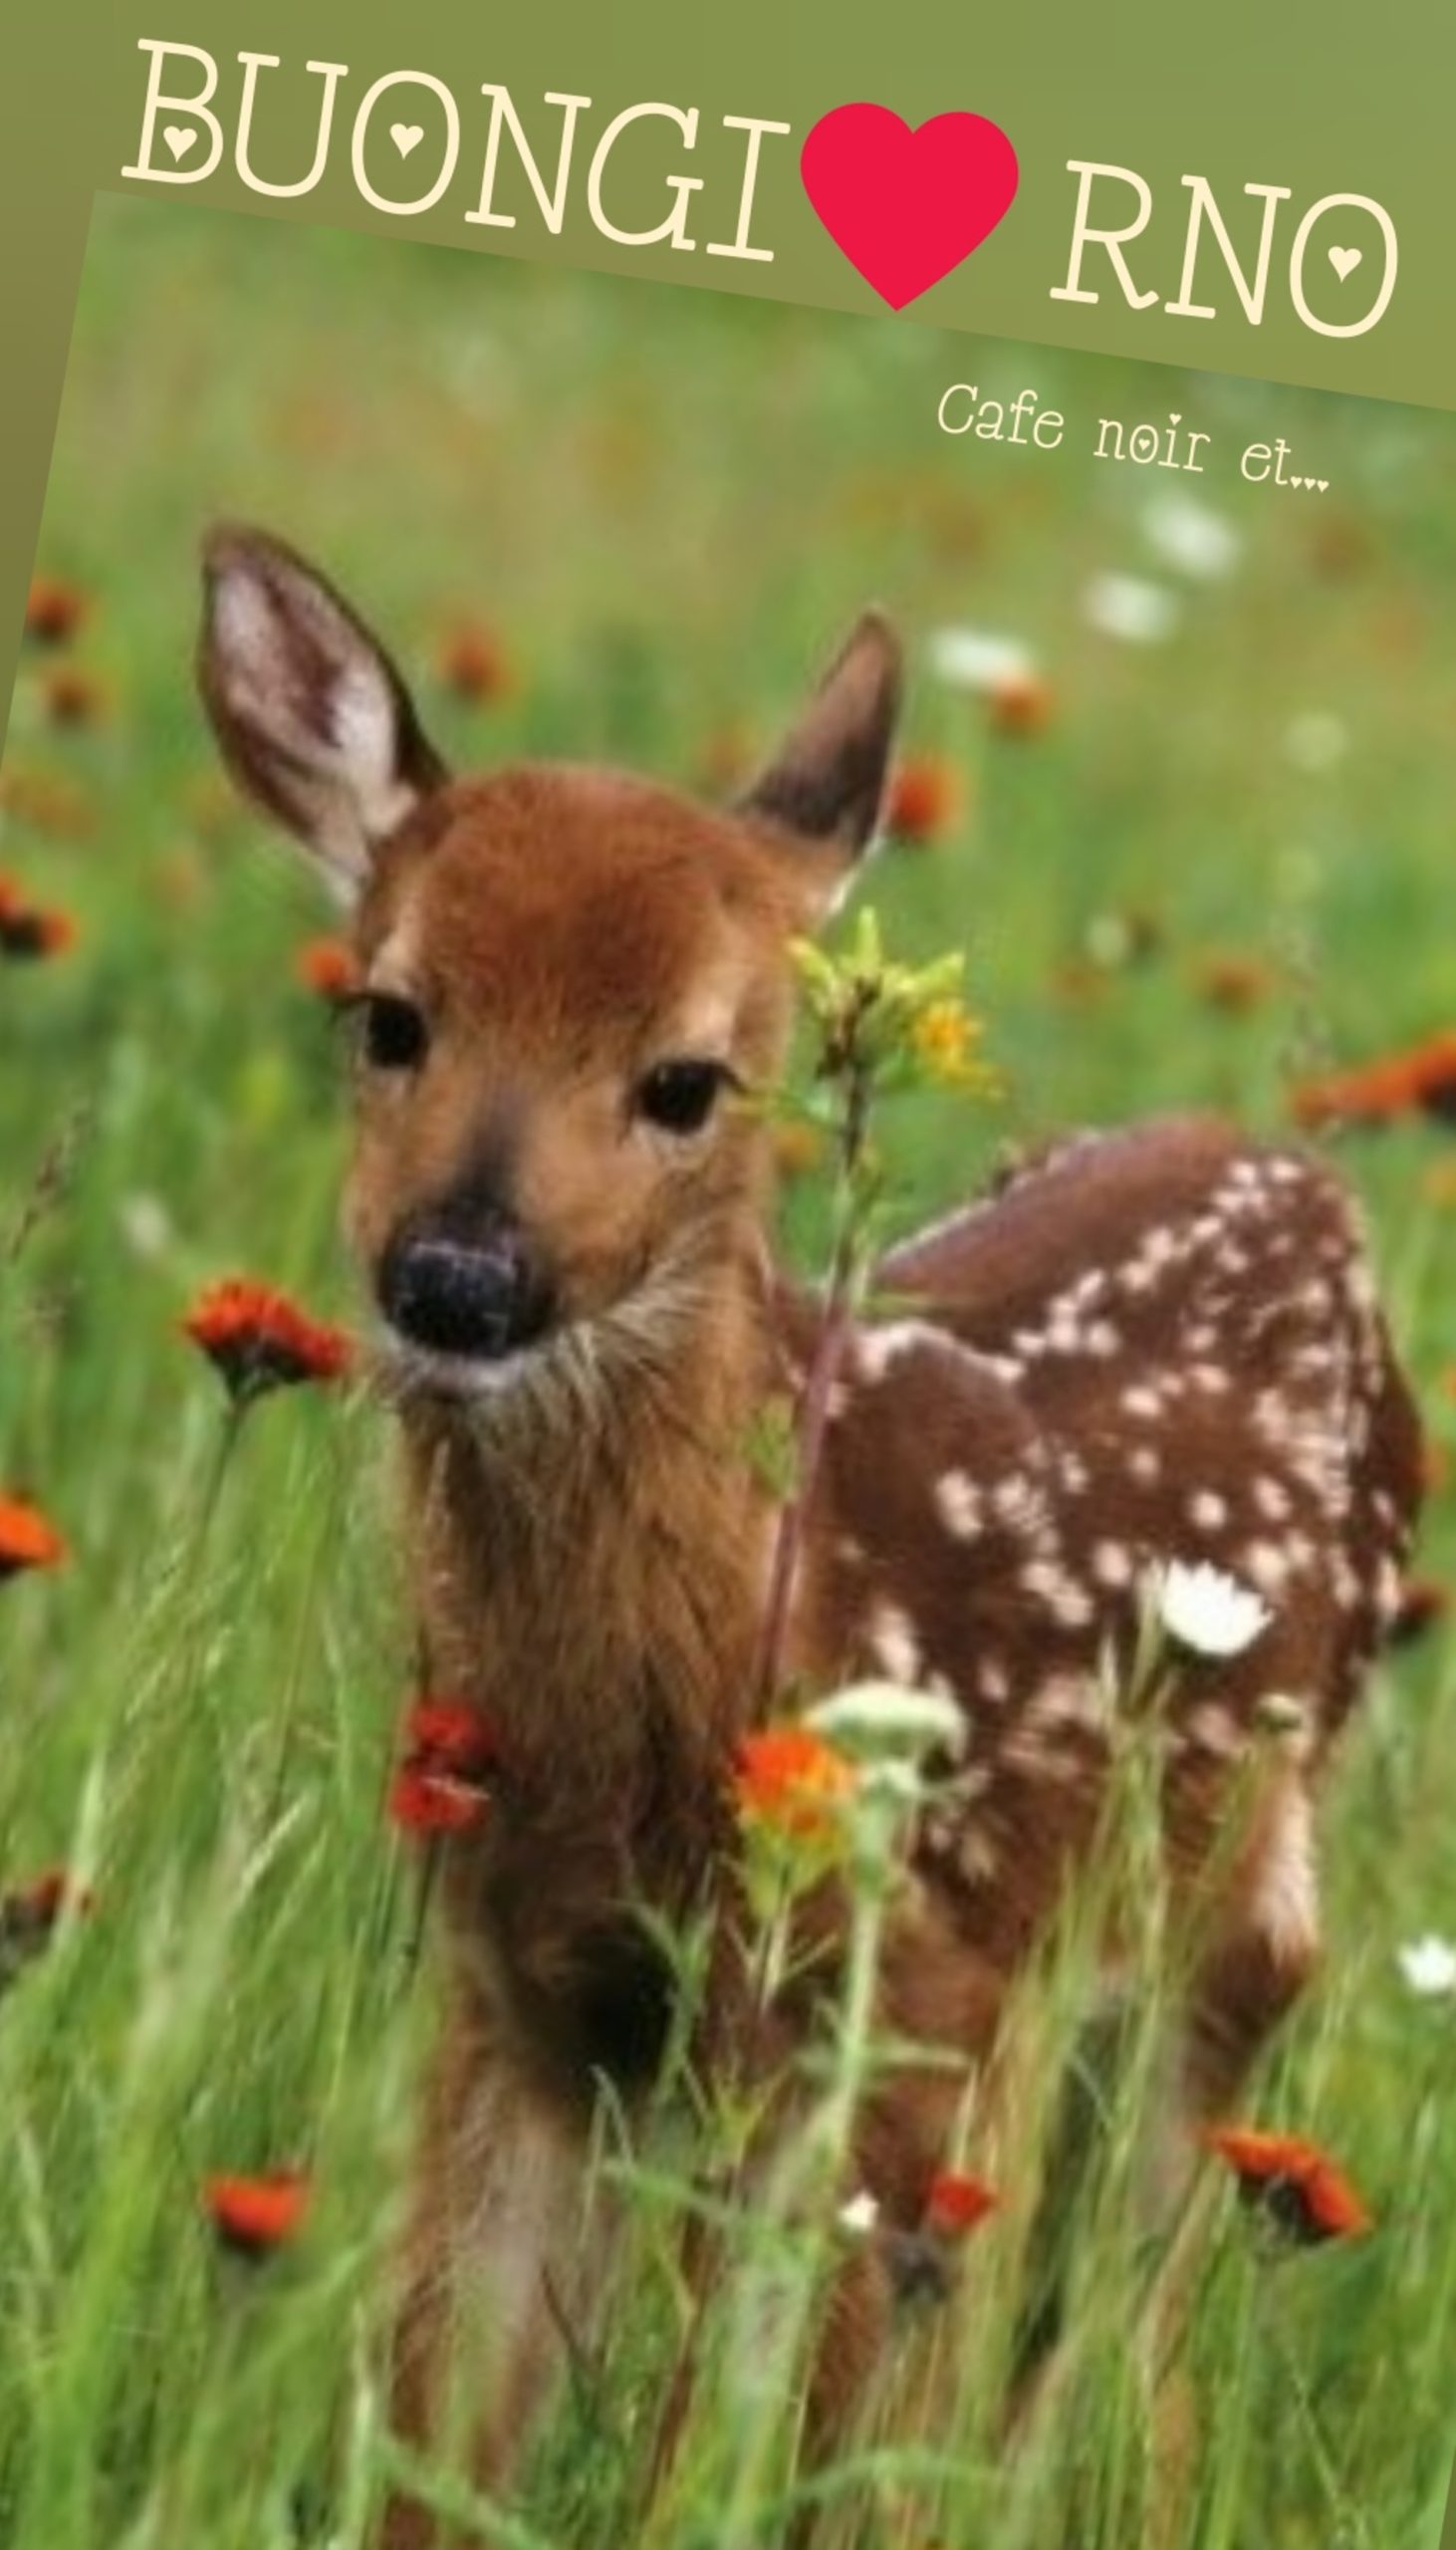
3,0,1456,759
2,182,1455,2549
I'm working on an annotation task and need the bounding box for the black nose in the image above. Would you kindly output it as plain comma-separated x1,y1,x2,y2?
379,1225,550,1361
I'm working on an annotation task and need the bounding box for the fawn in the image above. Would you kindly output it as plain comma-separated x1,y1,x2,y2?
198,528,1423,2541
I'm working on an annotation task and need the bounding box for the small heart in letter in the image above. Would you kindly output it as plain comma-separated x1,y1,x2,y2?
390,124,424,158
1329,245,1362,282
801,103,1019,311
162,126,196,163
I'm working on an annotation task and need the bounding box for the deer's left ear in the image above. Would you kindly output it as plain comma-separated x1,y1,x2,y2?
736,611,902,914
197,525,448,901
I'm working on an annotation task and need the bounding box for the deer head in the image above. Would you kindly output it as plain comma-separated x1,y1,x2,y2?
198,528,901,1406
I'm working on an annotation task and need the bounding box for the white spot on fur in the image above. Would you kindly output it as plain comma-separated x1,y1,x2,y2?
1021,1560,1094,1629
1092,1542,1134,1590
868,1600,921,1684
1244,1542,1291,1597
934,1471,982,1541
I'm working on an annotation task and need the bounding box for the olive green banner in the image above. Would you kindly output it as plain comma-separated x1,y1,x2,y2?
1,0,1451,757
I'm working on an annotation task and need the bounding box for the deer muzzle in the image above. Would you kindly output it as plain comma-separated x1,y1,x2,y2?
378,1218,552,1364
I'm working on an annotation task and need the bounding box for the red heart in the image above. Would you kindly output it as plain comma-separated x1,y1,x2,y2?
801,104,1019,312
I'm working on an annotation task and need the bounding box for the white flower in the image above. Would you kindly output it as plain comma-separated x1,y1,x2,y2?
119,1192,174,1262
807,1680,966,1760
1153,1560,1271,1658
1396,1935,1456,1998
1085,573,1180,644
838,2190,880,2237
1285,711,1349,774
927,627,1038,693
1142,492,1241,582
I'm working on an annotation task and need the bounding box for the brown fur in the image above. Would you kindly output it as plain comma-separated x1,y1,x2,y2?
195,532,1423,2544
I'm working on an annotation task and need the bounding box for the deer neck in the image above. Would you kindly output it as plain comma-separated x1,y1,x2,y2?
398,1225,784,1854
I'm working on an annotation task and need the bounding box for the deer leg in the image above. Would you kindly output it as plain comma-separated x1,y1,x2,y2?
383,2032,608,2550
1178,1760,1322,2131
1121,1761,1323,2548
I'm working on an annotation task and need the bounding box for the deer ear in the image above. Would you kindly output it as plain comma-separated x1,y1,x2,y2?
736,611,902,911
197,526,448,900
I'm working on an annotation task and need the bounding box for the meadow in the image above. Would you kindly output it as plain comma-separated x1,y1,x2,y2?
1,191,1454,2548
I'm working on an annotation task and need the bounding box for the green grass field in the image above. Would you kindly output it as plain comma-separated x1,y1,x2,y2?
1,192,1454,2548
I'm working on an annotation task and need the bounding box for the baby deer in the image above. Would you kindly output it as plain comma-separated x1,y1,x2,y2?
198,529,1422,2542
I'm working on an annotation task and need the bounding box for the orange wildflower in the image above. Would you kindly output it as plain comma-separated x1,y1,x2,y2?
1387,1578,1449,1648
924,2171,1000,2239
0,762,95,839
1191,952,1276,1015
1293,1033,1456,1132
0,875,78,960
389,1699,497,1837
182,1280,353,1404
772,1120,827,1180
295,935,363,1005
1203,2124,1372,2245
0,1495,66,1580
0,1868,94,1988
885,755,960,846
39,665,108,729
734,1726,857,1839
436,620,513,705
987,671,1054,737
204,2169,311,2259
24,575,90,648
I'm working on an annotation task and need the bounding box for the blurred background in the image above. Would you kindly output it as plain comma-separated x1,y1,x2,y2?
0,192,1453,2550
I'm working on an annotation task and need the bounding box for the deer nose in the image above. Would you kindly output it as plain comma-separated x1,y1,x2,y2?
379,1225,548,1362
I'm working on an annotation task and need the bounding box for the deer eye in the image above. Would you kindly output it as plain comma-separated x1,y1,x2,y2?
635,1058,731,1136
361,991,429,1073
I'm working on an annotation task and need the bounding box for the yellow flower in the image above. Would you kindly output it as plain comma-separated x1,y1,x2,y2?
909,1000,996,1093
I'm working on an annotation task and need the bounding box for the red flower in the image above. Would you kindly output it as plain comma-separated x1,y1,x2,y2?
0,875,77,961
0,1494,67,1580
389,1698,497,1837
1293,1033,1456,1133
436,620,513,705
24,576,90,648
204,2169,311,2259
885,755,961,847
1203,2124,1372,2245
182,1280,353,1404
734,1726,856,1840
295,935,363,1005
924,2170,1000,2239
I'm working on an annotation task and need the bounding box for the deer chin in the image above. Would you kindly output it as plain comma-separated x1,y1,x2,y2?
376,1324,546,1407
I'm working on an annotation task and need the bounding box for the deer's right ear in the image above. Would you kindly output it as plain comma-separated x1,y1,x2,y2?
735,611,902,917
197,527,448,900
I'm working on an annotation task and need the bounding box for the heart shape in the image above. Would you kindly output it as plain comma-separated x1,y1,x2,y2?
162,126,196,163
1329,245,1362,282
391,124,424,158
801,103,1019,311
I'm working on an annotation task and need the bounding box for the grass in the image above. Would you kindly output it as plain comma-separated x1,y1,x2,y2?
1,189,1455,2548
